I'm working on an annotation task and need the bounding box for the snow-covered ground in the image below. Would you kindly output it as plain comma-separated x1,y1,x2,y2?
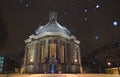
0,74,120,77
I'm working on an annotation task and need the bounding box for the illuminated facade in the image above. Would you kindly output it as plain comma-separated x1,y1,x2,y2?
23,11,82,73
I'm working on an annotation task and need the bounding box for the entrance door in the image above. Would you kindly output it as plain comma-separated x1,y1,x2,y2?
48,64,57,73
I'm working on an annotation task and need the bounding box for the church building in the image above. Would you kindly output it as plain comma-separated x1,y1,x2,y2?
22,11,82,73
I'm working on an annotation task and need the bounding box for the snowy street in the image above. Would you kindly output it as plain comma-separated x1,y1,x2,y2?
0,74,120,77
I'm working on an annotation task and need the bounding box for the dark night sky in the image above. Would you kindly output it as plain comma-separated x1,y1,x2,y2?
0,0,120,58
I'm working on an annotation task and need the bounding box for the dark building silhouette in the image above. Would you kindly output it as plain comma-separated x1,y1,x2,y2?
82,42,120,74
0,56,19,73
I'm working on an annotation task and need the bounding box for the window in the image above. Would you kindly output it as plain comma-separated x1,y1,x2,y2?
49,43,56,58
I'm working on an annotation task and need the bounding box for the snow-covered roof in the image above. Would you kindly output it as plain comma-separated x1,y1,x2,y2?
35,21,71,36
35,11,71,36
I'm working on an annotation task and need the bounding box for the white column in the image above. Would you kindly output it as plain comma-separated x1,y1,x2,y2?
31,41,35,62
64,42,67,63
45,38,49,58
70,42,74,63
35,41,39,72
57,39,60,58
38,41,41,63
77,45,83,73
23,45,28,73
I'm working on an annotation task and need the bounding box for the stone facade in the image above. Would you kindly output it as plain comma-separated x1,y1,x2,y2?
23,11,82,74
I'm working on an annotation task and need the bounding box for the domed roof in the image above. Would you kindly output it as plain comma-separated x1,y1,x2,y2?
35,12,71,36
35,21,71,36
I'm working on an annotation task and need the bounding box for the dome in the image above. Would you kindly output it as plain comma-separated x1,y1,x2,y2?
35,11,71,36
35,21,71,36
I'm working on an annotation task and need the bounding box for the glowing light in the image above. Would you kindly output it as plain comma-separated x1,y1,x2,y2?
107,62,111,66
93,62,96,64
95,35,99,40
84,18,88,20
30,58,33,62
84,9,87,12
96,4,100,8
25,4,29,8
113,21,118,27
75,59,77,62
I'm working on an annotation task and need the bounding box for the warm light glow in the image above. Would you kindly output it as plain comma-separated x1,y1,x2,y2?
50,43,56,58
30,58,33,62
75,59,77,63
107,62,111,66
